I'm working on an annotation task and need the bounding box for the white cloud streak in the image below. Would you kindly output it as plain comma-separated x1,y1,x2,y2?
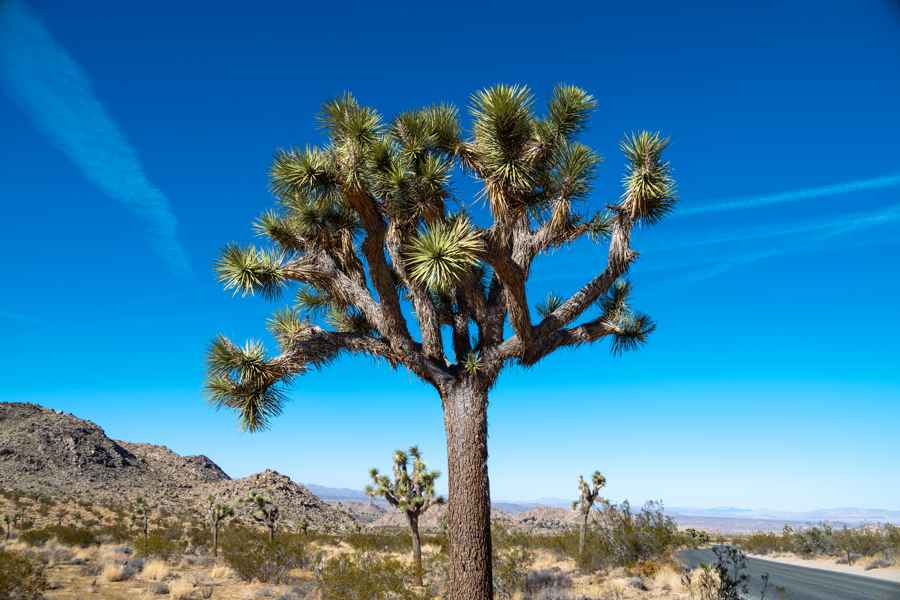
0,0,190,275
678,173,900,217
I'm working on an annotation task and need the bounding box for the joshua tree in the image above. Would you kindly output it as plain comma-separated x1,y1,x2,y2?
3,513,13,540
208,496,234,558
366,446,444,583
572,471,607,556
132,497,150,541
207,84,675,599
246,491,279,543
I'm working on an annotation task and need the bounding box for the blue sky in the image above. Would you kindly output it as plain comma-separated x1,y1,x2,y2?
1,0,898,511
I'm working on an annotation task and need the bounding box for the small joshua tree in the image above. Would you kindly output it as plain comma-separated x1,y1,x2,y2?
572,471,607,556
54,507,67,528
246,491,279,543
132,497,150,542
366,446,443,583
3,514,12,540
208,496,234,559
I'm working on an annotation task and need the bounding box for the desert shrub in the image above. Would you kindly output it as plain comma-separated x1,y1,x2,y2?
0,548,48,599
33,541,74,566
792,524,833,556
142,558,171,581
344,530,411,554
493,546,533,600
634,558,660,579
681,528,711,548
738,524,896,563
20,525,97,548
147,581,170,595
316,552,426,599
102,562,138,582
501,501,680,573
185,522,212,550
865,558,893,570
134,533,185,560
739,532,782,555
98,522,132,543
524,567,572,595
168,578,194,599
220,527,306,583
682,546,749,600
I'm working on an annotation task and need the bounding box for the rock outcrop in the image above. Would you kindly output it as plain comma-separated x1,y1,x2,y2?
0,402,354,532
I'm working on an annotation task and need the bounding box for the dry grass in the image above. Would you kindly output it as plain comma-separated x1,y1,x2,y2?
168,578,194,599
208,563,237,581
101,562,133,582
142,559,171,581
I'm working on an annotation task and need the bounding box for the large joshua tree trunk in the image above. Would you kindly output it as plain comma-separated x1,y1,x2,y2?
442,381,493,600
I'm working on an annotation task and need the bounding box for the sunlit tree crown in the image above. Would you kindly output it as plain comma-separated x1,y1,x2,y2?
207,84,675,431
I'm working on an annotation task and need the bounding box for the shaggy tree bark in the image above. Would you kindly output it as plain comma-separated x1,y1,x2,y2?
443,382,493,599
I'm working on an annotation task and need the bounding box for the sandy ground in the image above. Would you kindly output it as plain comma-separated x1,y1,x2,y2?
747,552,900,583
3,538,698,600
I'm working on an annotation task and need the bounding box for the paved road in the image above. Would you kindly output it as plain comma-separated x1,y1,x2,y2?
678,548,900,600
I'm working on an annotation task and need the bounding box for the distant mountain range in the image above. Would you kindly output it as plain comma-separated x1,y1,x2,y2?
3,401,894,537
304,484,900,525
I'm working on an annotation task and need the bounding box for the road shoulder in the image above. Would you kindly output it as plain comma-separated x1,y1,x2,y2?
747,552,900,583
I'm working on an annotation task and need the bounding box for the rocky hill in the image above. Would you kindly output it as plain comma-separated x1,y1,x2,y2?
0,402,354,532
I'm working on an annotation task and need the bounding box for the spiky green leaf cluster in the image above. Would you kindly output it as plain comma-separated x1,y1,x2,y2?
206,335,287,432
463,351,482,375
546,85,597,138
216,244,287,299
536,293,564,319
597,280,656,356
326,306,374,334
620,131,676,224
208,496,234,523
573,470,607,514
245,491,280,529
365,446,444,515
609,313,656,356
405,216,484,291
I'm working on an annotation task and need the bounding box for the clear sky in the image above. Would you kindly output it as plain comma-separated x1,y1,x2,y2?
2,0,899,511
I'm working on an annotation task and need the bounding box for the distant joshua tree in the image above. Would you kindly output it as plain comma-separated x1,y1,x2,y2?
206,85,675,598
572,471,607,556
54,506,67,527
208,496,234,558
246,491,279,543
366,446,444,583
3,513,17,540
132,497,150,541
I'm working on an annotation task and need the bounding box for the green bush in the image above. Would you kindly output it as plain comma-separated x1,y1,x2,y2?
19,525,97,548
133,532,185,560
220,527,306,583
317,552,426,599
493,546,532,600
491,501,680,573
344,531,412,554
0,548,48,600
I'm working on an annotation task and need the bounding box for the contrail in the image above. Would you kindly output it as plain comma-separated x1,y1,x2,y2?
671,201,900,284
0,0,190,275
678,173,900,217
